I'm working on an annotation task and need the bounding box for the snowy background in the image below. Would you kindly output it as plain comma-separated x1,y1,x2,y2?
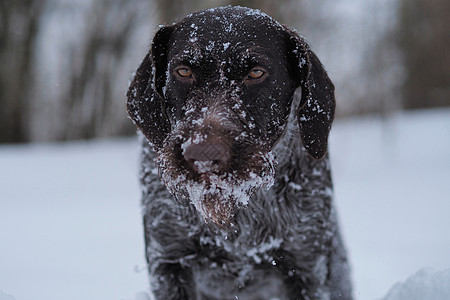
1,108,449,300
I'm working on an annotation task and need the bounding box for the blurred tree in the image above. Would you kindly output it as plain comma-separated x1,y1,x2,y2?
155,0,185,23
59,0,140,140
0,0,154,143
354,0,403,116
398,0,450,109
0,0,45,143
155,0,192,23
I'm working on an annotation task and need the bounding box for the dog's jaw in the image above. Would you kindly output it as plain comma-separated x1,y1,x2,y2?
157,144,275,225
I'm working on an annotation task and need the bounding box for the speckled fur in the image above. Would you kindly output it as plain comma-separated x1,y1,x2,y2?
128,6,352,300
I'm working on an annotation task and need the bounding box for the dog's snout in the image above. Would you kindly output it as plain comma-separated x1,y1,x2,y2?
183,141,230,172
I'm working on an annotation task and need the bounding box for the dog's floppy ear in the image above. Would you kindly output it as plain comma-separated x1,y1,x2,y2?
126,26,174,150
286,29,336,159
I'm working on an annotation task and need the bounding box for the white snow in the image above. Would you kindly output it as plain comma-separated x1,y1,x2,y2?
382,268,450,300
1,109,449,300
329,108,450,299
223,42,231,51
0,140,148,300
246,236,283,264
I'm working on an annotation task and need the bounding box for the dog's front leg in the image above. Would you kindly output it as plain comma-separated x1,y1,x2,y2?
142,201,199,299
272,252,319,300
139,143,200,298
149,259,194,300
144,226,198,299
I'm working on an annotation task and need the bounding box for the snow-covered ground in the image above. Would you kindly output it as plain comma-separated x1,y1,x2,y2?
1,108,449,300
329,109,450,299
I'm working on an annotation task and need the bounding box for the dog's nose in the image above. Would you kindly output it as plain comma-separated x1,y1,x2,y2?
183,141,230,172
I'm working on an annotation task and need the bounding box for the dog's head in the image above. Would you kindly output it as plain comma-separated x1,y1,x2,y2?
127,6,335,225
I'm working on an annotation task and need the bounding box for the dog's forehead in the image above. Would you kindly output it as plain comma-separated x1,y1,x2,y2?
169,7,286,59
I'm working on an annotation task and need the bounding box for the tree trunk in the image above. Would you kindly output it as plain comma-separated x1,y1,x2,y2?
0,0,45,143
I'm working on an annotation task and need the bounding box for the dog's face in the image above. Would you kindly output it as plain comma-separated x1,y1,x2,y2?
127,7,335,225
164,10,295,145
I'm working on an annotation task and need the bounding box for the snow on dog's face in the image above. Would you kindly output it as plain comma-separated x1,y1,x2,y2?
154,8,296,225
156,94,277,224
127,6,336,224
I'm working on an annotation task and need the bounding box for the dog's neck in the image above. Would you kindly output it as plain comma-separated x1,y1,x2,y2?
263,89,333,203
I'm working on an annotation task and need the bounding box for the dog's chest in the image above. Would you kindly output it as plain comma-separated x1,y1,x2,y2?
192,237,288,299
191,199,292,297
194,268,288,299
198,223,283,266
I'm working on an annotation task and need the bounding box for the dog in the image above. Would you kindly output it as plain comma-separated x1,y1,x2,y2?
127,6,352,300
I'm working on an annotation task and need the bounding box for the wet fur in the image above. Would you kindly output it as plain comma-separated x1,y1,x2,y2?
127,6,352,300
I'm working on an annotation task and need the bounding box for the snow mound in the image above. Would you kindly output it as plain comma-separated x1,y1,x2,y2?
382,269,450,300
0,292,15,300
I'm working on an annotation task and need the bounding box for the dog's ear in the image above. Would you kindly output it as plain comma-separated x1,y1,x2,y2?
285,29,336,159
127,26,174,150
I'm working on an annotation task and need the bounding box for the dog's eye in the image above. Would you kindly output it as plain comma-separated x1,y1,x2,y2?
175,67,193,78
247,69,266,80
